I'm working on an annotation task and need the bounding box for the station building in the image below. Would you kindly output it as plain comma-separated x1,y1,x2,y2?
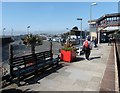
88,13,120,43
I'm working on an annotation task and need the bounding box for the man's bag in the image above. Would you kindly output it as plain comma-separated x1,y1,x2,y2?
82,40,90,51
82,45,85,52
84,41,89,48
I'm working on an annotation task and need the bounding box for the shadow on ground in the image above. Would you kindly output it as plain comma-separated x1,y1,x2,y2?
2,74,12,88
2,88,116,93
2,63,64,87
90,56,101,60
24,64,64,86
72,56,101,63
1,88,40,93
72,57,85,63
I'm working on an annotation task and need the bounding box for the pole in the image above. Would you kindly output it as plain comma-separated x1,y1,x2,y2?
9,44,13,61
81,19,82,31
77,18,82,46
3,29,4,37
27,26,30,35
11,28,13,37
9,44,13,76
90,3,97,21
81,19,82,38
90,5,92,21
90,3,98,42
81,19,82,46
50,38,53,59
27,28,29,35
3,28,5,37
89,5,92,40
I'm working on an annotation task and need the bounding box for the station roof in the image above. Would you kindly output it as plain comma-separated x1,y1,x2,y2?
88,13,120,23
102,27,119,31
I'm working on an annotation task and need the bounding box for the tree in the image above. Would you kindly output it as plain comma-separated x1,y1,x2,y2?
21,34,43,54
72,26,78,31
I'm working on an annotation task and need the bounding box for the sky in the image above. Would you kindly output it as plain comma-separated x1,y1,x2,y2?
2,2,119,35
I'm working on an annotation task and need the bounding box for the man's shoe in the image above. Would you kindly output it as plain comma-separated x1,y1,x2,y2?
87,58,90,60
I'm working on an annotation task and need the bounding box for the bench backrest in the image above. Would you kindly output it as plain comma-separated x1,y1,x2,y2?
10,56,25,70
35,52,45,63
10,54,36,70
44,51,53,59
10,51,52,71
23,54,36,67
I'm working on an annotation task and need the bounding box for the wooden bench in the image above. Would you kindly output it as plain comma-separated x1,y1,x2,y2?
9,51,59,86
9,54,36,85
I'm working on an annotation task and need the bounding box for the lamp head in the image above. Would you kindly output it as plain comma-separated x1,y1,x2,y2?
77,18,82,20
91,2,97,6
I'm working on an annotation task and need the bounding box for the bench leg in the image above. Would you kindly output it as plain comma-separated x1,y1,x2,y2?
9,74,16,84
56,61,59,66
17,76,20,86
42,67,45,73
50,63,53,67
54,60,59,66
35,69,38,76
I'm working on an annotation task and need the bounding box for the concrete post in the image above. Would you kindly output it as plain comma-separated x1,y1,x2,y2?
9,44,13,76
50,39,53,59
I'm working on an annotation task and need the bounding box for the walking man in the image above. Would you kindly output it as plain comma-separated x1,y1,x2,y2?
83,36,92,60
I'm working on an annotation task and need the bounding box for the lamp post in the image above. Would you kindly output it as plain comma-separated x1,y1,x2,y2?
90,2,100,44
3,28,6,37
66,28,71,39
90,2,97,21
27,26,30,35
90,2,97,34
50,38,53,59
11,28,13,36
77,18,82,46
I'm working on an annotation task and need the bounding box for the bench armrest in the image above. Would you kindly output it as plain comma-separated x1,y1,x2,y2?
55,55,60,60
57,55,59,59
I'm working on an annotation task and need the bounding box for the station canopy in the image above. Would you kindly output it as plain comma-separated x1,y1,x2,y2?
103,27,119,31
